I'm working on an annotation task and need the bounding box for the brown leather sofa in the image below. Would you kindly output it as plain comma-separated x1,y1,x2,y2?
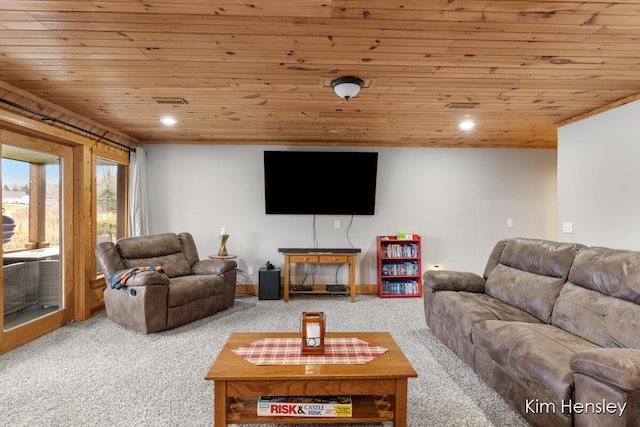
96,232,236,333
424,237,640,427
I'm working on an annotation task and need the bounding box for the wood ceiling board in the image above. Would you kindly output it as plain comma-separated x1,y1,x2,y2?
1,1,640,148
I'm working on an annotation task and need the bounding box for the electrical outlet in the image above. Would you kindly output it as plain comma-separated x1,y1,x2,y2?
562,221,573,234
248,266,254,275
334,219,340,229
506,218,513,228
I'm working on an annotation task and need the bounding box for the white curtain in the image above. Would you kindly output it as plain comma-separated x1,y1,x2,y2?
129,147,149,236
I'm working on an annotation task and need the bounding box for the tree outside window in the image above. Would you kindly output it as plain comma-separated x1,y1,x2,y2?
96,161,119,243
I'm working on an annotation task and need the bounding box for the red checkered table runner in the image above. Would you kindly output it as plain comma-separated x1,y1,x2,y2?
232,337,388,365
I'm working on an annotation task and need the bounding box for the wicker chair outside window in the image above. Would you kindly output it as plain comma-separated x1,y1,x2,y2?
3,261,39,315
38,260,59,308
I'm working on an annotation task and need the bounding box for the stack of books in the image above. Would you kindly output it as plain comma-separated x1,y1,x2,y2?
257,395,352,417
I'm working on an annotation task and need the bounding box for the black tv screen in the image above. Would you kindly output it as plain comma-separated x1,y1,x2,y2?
264,151,378,215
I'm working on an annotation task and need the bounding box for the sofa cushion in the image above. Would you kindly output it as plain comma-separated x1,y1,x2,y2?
499,238,584,279
95,242,125,278
117,232,182,258
121,252,191,278
482,238,508,279
472,320,599,403
553,285,640,349
117,233,191,278
552,246,640,349
167,275,225,307
486,264,568,323
565,246,640,305
430,291,542,341
178,232,200,267
485,238,585,323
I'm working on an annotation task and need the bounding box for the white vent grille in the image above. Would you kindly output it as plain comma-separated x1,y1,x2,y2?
153,97,188,105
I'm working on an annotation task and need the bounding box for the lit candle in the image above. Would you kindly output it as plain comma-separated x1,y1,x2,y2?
221,227,226,236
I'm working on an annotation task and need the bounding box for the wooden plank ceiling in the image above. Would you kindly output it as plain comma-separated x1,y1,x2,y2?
1,0,640,148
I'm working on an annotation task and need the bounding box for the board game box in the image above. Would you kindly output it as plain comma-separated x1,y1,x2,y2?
257,395,352,417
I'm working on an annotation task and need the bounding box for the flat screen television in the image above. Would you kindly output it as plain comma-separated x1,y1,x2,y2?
264,151,378,215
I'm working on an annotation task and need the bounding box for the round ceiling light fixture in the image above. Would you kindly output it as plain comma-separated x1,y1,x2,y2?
459,119,476,131
330,77,364,100
160,116,177,126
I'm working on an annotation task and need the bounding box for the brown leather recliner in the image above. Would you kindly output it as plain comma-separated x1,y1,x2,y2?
95,232,236,333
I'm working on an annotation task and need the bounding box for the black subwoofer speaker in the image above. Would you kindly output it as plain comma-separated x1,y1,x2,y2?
259,267,281,300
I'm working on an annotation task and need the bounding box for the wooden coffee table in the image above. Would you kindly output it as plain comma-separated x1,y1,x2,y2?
205,331,418,426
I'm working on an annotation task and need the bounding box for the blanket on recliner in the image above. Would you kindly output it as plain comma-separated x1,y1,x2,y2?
108,266,165,289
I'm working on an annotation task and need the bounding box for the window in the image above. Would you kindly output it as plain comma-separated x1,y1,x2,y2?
2,144,65,331
95,156,128,275
96,159,126,243
2,153,60,251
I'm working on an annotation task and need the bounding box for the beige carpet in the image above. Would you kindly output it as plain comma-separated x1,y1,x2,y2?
0,294,528,426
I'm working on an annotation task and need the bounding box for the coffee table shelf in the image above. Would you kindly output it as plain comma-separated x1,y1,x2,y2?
227,395,393,424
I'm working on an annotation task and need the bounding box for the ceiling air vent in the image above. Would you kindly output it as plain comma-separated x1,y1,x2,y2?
445,103,478,110
153,97,188,105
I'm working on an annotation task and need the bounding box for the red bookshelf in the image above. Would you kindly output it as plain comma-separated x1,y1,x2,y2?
376,235,423,298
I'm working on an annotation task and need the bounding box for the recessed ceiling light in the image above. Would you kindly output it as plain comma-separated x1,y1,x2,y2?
459,119,475,131
160,116,177,126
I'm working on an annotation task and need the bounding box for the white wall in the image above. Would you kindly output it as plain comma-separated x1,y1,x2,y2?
557,99,640,250
145,145,556,284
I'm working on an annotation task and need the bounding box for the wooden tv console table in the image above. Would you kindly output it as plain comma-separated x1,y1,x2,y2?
279,249,359,302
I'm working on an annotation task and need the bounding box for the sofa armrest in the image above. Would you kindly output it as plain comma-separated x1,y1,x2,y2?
107,267,170,290
570,348,640,392
424,270,486,292
125,271,170,287
191,258,237,275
